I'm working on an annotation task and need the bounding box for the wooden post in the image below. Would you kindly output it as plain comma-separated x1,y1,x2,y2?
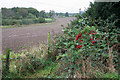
48,32,50,46
48,32,50,54
108,47,115,72
6,48,11,72
82,59,86,78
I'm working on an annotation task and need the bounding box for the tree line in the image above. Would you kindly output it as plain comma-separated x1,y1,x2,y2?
2,7,73,26
82,2,120,27
2,7,56,25
2,7,56,19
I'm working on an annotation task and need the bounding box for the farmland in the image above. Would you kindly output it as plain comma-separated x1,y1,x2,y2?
2,17,75,52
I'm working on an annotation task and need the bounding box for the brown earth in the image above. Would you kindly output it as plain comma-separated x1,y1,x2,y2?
2,17,75,52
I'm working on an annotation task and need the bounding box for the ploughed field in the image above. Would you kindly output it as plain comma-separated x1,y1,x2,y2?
2,17,75,52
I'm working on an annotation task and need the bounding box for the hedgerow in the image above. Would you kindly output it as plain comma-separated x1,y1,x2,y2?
53,15,119,78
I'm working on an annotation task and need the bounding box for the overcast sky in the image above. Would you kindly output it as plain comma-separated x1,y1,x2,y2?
1,0,94,13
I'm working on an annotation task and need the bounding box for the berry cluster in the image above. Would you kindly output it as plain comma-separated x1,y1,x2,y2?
75,30,98,49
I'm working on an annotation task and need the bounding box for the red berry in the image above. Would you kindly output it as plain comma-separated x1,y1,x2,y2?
76,45,80,49
90,38,93,41
90,31,92,34
79,40,82,43
92,41,94,43
76,34,81,41
95,32,97,34
87,33,89,35
80,45,83,48
95,41,97,43
75,38,78,41
93,30,95,32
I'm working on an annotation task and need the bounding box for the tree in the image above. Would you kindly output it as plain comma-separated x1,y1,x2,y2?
86,2,120,26
59,13,63,17
65,12,69,17
2,8,15,19
39,10,46,18
49,10,55,18
27,13,36,19
86,2,120,20
17,8,28,18
2,7,40,19
27,8,39,17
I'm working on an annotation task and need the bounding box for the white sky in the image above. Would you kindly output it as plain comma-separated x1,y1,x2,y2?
1,0,94,13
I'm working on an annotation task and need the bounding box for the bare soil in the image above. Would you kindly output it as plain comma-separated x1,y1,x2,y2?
2,17,75,52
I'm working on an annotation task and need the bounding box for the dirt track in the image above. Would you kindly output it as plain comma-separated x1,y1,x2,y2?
2,17,75,52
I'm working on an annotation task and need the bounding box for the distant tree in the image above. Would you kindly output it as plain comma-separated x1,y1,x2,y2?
27,8,39,17
27,13,36,19
17,8,28,18
39,10,46,18
11,7,19,13
11,7,21,19
2,8,15,19
49,10,55,18
2,7,40,19
1,7,48,25
55,13,59,16
59,13,63,16
65,12,69,17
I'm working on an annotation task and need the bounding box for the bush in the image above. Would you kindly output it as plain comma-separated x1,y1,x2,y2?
52,15,119,78
2,17,52,26
11,19,22,25
2,19,11,25
22,19,34,25
2,18,40,25
38,17,45,23
33,18,39,23
2,19,22,25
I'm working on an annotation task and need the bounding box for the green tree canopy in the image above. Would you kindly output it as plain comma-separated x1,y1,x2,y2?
39,10,46,18
65,12,69,17
85,2,120,27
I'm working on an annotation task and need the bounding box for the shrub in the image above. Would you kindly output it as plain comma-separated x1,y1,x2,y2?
38,17,45,23
2,19,11,25
53,16,119,78
2,18,40,25
33,18,39,23
2,19,22,25
22,19,34,25
11,19,22,25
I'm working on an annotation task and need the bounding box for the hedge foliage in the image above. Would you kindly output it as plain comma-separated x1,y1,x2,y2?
2,18,45,25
